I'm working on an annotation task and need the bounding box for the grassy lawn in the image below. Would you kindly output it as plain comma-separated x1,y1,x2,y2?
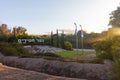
56,50,89,60
55,50,103,63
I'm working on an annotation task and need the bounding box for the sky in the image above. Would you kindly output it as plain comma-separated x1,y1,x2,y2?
0,0,119,35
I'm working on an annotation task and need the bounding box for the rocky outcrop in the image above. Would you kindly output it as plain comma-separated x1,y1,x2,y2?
0,57,114,80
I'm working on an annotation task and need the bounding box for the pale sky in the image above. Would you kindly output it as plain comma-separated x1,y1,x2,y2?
0,0,119,35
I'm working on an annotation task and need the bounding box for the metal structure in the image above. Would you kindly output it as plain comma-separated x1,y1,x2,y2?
74,23,79,56
80,25,84,54
74,23,84,56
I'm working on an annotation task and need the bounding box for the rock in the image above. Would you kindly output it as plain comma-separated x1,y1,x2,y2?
24,45,66,54
0,63,86,80
0,57,114,80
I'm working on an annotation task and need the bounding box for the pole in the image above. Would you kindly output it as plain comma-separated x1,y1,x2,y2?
74,23,78,59
80,25,84,54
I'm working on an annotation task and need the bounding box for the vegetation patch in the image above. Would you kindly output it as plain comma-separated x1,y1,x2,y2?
0,42,31,57
56,50,89,59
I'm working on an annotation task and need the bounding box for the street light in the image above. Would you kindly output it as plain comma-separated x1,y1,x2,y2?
80,25,84,54
74,23,78,49
74,23,78,57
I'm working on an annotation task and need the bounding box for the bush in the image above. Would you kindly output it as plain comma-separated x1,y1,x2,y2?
93,39,120,80
11,43,29,56
64,41,73,50
93,40,116,60
0,42,19,56
0,42,30,56
111,59,120,80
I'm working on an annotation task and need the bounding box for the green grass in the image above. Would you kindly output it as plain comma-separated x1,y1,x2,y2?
56,50,89,60
55,50,103,63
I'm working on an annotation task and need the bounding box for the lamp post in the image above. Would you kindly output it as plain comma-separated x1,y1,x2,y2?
74,23,78,56
80,25,84,54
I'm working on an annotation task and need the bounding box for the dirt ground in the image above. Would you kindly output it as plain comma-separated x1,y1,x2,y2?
0,63,87,80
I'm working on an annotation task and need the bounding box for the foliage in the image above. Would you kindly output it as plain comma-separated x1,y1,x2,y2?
8,35,17,42
111,59,120,80
50,31,54,46
109,6,120,27
93,38,120,80
11,43,30,56
93,40,118,60
0,42,30,56
0,42,19,56
13,26,27,36
0,24,11,36
64,41,73,50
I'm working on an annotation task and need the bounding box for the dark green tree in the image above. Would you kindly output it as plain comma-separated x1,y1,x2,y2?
0,24,11,42
61,30,65,49
12,26,27,36
51,31,54,46
56,29,59,47
109,6,120,27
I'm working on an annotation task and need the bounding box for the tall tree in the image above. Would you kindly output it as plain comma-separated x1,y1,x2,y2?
109,6,120,27
13,26,27,36
51,31,54,46
0,24,11,41
0,24,11,35
56,29,59,47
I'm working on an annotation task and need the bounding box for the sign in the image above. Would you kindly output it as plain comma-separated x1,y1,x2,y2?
18,39,44,44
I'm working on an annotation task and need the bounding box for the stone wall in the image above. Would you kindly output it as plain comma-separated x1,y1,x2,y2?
0,56,114,80
24,45,66,53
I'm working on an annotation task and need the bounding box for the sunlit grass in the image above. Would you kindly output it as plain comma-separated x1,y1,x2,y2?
56,50,89,60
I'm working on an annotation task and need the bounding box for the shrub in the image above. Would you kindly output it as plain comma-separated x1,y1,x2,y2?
0,42,19,56
93,39,120,80
111,59,120,80
0,42,30,56
64,41,73,50
11,43,29,56
93,40,116,60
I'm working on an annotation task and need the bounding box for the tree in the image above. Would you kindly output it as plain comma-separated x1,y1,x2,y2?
0,24,11,41
13,26,27,36
51,31,54,46
0,24,11,36
109,6,120,27
56,29,60,47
